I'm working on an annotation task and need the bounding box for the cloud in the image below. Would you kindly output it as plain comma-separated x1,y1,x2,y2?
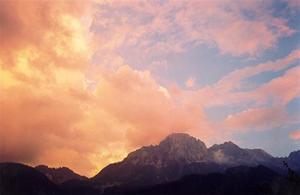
92,0,294,57
93,65,215,147
285,0,300,8
197,50,300,107
0,0,298,177
0,0,92,70
0,0,216,176
0,0,103,176
224,107,289,131
200,58,300,132
289,130,300,140
257,66,300,105
185,77,196,88
0,62,216,176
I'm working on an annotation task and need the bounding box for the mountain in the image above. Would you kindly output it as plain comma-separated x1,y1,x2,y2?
125,133,207,167
0,162,101,195
205,141,274,166
106,165,300,195
1,133,298,195
92,133,277,188
35,165,87,184
0,162,63,195
287,150,300,173
92,133,209,187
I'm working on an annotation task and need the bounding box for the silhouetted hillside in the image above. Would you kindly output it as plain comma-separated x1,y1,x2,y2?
0,162,62,195
104,165,300,195
35,165,87,184
0,162,100,195
1,134,299,195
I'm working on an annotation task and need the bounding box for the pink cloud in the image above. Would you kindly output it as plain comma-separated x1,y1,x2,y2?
289,130,300,140
257,66,300,105
224,107,289,131
197,49,300,107
185,77,196,88
285,0,300,8
92,0,294,57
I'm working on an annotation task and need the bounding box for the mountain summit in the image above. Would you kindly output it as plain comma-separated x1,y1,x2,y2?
159,133,207,161
125,133,207,167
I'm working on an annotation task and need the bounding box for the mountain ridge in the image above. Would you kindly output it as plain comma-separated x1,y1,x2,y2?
92,133,297,188
0,133,299,195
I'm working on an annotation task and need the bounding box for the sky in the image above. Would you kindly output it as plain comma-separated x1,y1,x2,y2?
0,0,299,177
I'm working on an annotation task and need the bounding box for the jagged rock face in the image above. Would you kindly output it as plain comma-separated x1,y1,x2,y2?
125,133,207,167
159,133,207,163
206,142,273,165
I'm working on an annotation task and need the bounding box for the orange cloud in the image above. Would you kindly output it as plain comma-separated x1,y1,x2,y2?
0,1,217,177
289,130,300,140
0,0,100,176
0,0,91,70
0,0,298,177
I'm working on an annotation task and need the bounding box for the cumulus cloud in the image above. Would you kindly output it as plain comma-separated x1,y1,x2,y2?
0,0,216,176
0,0,298,177
0,0,106,175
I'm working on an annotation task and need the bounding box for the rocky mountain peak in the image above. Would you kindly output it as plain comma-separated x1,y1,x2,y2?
125,133,207,167
159,133,201,145
222,141,239,147
158,133,207,162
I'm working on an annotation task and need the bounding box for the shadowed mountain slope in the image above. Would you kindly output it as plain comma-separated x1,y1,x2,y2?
0,162,63,195
104,165,300,195
35,165,87,184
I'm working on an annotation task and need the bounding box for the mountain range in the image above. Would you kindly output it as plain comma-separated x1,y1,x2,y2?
1,133,299,195
92,133,299,188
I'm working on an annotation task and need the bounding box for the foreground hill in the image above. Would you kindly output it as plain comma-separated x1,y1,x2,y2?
0,162,62,195
35,165,87,184
1,162,299,195
104,165,300,195
0,163,100,195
